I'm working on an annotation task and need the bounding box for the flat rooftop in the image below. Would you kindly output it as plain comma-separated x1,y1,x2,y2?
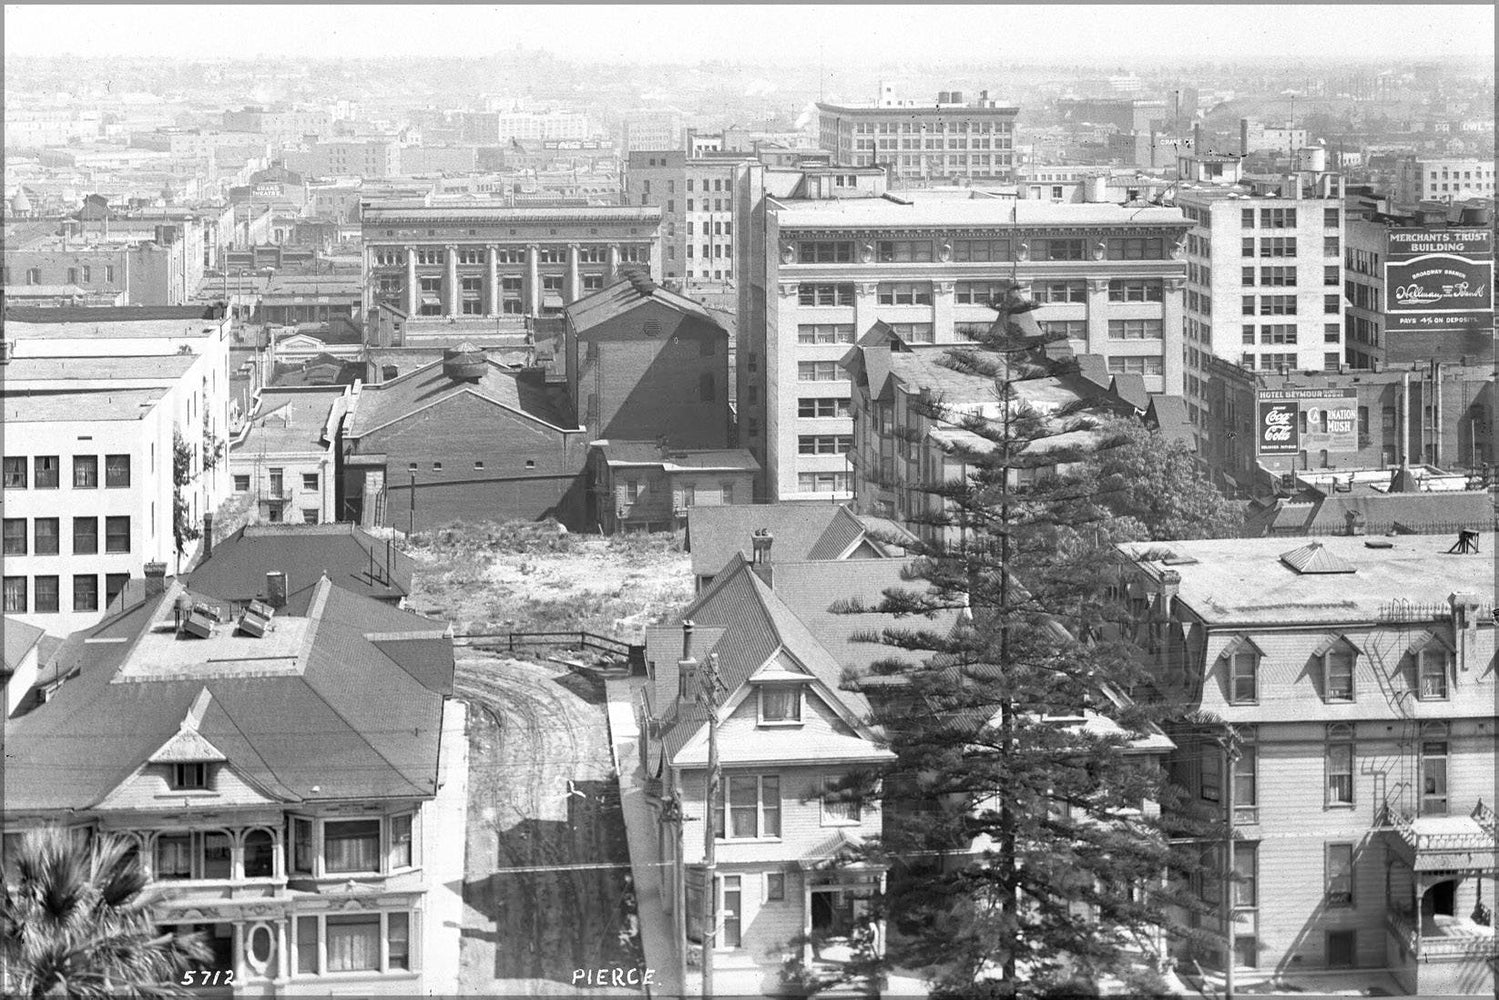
114,587,312,684
4,387,168,422
3,354,198,383
773,195,1188,229
1120,532,1496,626
6,319,224,340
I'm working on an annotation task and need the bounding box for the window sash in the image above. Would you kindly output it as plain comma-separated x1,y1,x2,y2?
104,455,130,487
325,915,380,973
1327,743,1354,804
324,820,381,873
1325,845,1354,905
1418,650,1448,698
1230,653,1257,702
73,456,98,488
761,687,801,722
1325,652,1355,700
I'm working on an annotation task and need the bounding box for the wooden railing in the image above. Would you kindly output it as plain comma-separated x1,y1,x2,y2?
453,630,642,664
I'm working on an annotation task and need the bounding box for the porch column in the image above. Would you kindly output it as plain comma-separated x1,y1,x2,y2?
232,921,248,984
273,826,285,880
444,244,459,317
802,873,814,965
607,243,621,279
486,244,500,316
404,246,417,316
230,829,245,882
275,918,289,981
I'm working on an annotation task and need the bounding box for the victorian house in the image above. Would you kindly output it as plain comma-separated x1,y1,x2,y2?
1,563,461,996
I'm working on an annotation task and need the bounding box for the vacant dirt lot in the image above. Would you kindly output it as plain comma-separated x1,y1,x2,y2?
456,654,643,996
406,521,693,637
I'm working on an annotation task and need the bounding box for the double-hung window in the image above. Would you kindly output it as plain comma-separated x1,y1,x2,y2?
1417,646,1449,699
1325,843,1354,906
1326,723,1354,807
758,686,801,724
1323,643,1355,702
1227,648,1258,703
323,819,381,874
715,775,781,840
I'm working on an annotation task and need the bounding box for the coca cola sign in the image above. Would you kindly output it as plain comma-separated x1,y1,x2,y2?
1258,402,1299,454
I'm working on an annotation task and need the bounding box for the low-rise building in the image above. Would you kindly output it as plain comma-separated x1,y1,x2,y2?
227,387,345,526
1393,156,1497,205
1119,533,1496,996
685,502,909,593
1,567,462,995
586,441,759,535
817,85,1019,184
185,522,413,611
340,345,586,532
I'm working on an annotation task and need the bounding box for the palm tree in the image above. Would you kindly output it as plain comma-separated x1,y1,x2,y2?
1,826,212,999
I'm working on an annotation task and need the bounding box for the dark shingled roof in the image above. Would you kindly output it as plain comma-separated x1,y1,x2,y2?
686,503,896,580
1110,374,1150,412
1145,394,1194,448
185,524,414,612
565,274,723,333
3,578,453,813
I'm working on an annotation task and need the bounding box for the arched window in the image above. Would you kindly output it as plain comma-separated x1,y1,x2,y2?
243,829,275,879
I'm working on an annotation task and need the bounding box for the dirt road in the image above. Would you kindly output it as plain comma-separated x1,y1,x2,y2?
456,653,644,996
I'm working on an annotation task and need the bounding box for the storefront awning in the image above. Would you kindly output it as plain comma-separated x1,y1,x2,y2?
421,294,441,307
542,292,564,309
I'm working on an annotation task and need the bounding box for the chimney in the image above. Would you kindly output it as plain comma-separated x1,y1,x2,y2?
202,512,214,559
1345,510,1367,536
1192,122,1202,157
1239,118,1249,157
173,592,193,632
144,561,167,599
749,529,774,587
266,571,288,609
677,620,700,706
1448,592,1481,672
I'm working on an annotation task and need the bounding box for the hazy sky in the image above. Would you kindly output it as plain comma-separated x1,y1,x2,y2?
4,4,1495,64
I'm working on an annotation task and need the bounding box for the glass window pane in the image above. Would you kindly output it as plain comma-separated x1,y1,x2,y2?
324,819,381,873
387,912,410,970
325,915,379,972
296,916,318,973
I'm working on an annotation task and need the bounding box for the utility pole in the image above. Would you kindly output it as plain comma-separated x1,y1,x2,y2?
1220,724,1243,1000
699,652,724,999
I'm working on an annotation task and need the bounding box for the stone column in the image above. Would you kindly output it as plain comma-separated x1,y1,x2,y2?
232,922,247,984
853,281,880,338
525,244,541,316
802,877,814,965
404,246,417,317
566,243,582,303
933,279,955,343
486,245,499,316
1162,275,1187,397
1085,277,1111,357
444,244,459,317
607,244,621,279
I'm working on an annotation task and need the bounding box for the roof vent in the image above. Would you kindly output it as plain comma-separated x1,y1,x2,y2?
442,342,487,382
622,267,657,297
1279,541,1356,575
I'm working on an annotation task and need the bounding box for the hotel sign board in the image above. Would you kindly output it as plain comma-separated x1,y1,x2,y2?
1384,228,1493,333
1257,388,1358,456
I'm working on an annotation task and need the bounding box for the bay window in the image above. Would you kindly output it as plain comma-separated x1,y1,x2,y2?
324,819,380,873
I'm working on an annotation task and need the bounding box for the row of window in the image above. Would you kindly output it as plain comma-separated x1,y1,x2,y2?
1239,207,1340,229
798,472,851,493
852,120,1013,134
3,516,132,556
3,455,130,490
12,265,117,285
798,397,851,419
1243,237,1340,257
798,435,853,455
1105,355,1165,376
1108,319,1164,340
1225,646,1453,704
3,573,130,614
232,471,319,494
791,235,1173,268
1241,294,1342,316
374,245,650,267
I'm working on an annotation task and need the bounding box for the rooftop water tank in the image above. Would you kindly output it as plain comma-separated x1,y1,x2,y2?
442,342,487,382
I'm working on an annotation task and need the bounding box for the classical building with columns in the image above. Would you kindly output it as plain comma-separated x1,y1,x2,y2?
1,569,463,996
359,202,665,327
746,194,1190,502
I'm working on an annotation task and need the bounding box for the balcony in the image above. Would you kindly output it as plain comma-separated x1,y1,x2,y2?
1383,801,1499,873
1387,907,1496,996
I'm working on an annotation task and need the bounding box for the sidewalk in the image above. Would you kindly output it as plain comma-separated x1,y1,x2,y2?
425,699,469,996
605,675,683,998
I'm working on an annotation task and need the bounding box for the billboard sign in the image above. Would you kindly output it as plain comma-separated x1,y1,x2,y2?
1384,228,1493,333
1257,388,1358,456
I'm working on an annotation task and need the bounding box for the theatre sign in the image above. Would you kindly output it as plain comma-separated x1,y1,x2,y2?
1384,228,1493,333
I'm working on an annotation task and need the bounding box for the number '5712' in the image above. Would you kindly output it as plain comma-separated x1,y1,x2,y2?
181,971,235,986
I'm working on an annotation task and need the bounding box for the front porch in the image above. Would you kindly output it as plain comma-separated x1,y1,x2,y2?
1382,802,1498,996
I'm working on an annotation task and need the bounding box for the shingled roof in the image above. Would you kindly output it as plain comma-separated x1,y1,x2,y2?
3,577,453,814
345,354,578,438
686,503,901,580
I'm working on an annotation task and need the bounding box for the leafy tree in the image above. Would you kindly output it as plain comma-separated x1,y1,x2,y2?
0,826,211,999
1072,418,1240,542
171,429,201,563
838,301,1220,998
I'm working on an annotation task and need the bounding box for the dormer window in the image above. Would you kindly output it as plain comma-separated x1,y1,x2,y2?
1229,651,1258,704
1418,647,1450,700
171,762,208,790
1314,636,1358,703
759,686,802,725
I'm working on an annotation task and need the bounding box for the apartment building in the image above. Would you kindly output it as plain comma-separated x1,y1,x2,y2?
359,202,662,322
3,221,204,307
748,193,1189,501
1174,151,1348,446
816,86,1019,184
1,568,463,996
285,139,401,180
1344,198,1494,369
623,109,685,153
1393,157,1497,205
624,149,762,289
1119,534,1496,996
1,307,233,633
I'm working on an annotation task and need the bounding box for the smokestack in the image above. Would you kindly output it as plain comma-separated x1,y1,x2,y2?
1240,119,1249,158
144,561,167,599
1399,372,1410,469
1193,122,1202,157
681,619,696,662
202,513,214,560
266,571,288,609
749,529,774,587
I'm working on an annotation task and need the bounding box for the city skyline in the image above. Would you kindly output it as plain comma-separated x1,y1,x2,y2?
4,3,1495,64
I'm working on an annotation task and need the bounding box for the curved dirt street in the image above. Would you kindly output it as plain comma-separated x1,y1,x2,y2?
456,653,644,996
